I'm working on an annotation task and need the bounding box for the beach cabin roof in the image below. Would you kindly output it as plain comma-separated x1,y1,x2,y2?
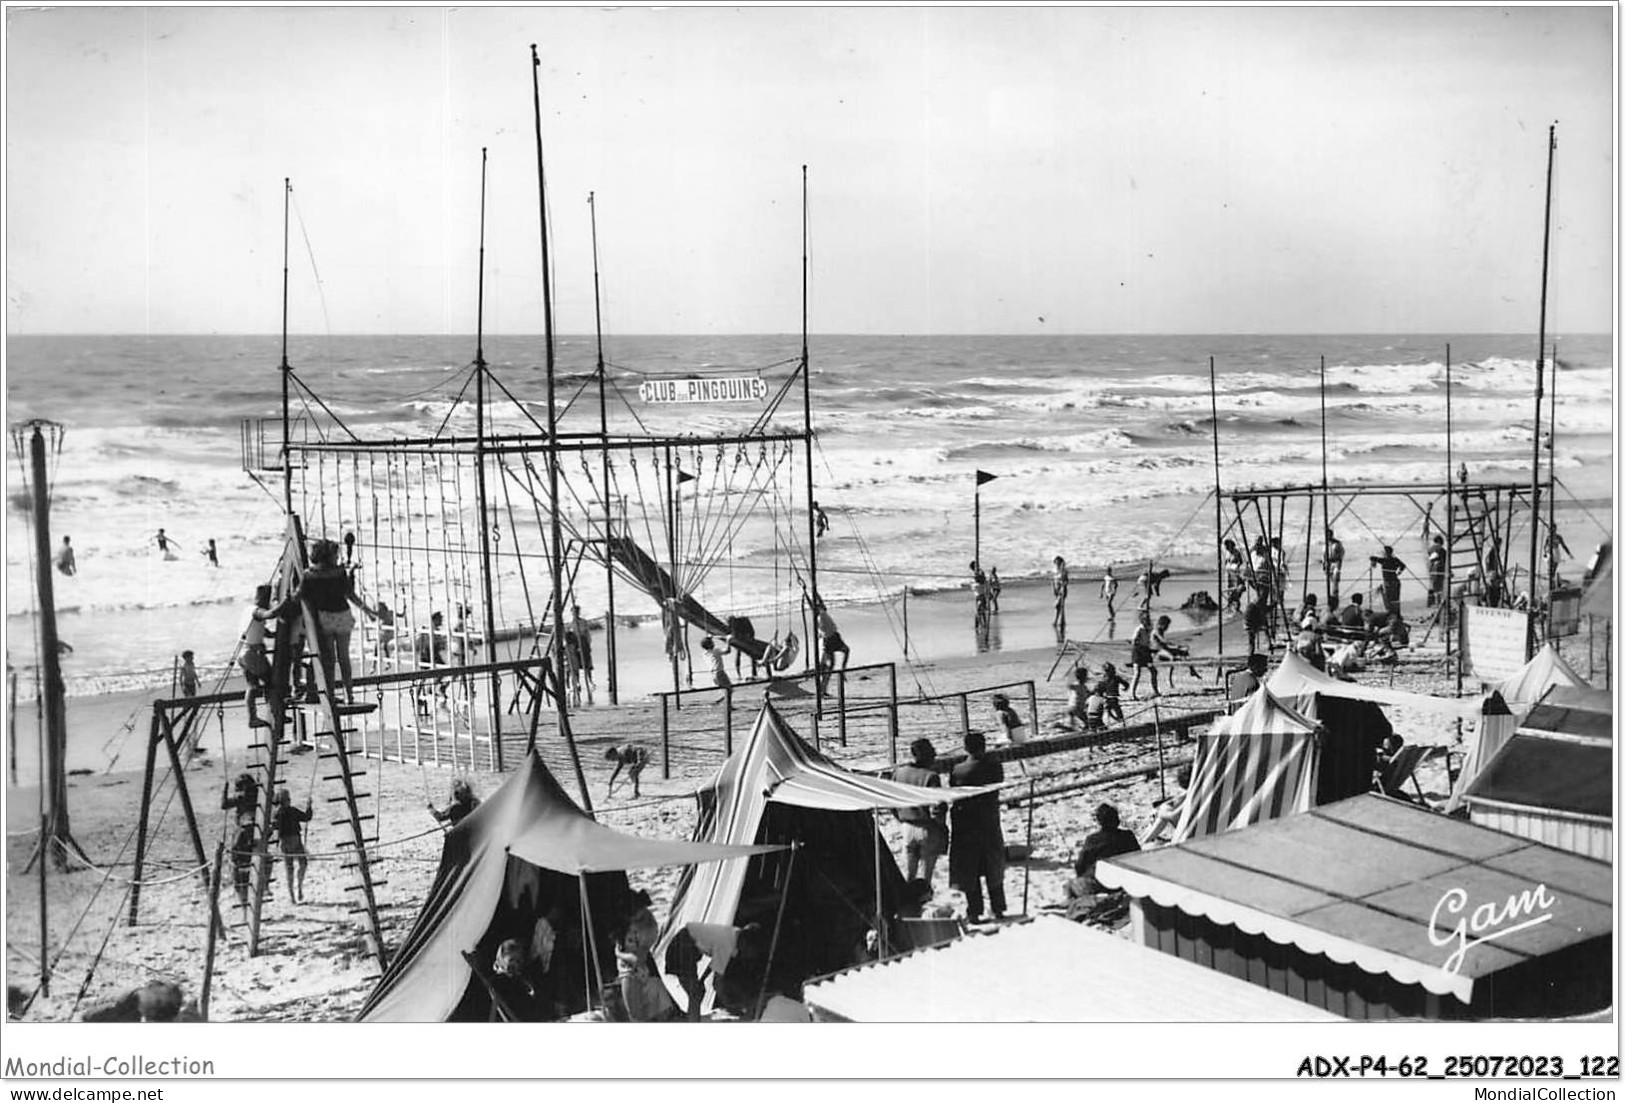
1098,794,1611,1016
1517,685,1612,744
358,750,780,1022
1463,735,1611,821
799,915,1342,1022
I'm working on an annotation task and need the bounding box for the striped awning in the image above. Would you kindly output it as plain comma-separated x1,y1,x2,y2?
1171,686,1320,843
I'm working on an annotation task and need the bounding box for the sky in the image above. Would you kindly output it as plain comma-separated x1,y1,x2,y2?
3,5,1616,336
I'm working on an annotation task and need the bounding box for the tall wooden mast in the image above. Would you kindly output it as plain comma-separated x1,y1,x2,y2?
531,45,591,808
473,147,505,770
1526,122,1556,659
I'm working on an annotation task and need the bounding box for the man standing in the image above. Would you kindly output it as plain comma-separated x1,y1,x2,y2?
1051,556,1069,630
1323,529,1344,609
570,604,595,705
949,731,1006,924
55,536,76,576
1369,545,1408,614
1426,536,1447,607
893,739,948,886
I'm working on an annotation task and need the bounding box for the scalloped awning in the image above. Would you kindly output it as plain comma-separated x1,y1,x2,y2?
1099,794,1613,1006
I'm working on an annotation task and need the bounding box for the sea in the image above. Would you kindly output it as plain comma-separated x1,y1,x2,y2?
4,332,1614,701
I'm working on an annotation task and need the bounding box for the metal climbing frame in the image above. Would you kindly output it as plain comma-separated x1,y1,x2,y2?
1215,478,1555,658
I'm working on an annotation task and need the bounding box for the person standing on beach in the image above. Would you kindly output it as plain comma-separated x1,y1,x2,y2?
570,605,596,704
1099,565,1119,619
988,568,1002,614
814,599,850,679
55,536,76,576
1426,536,1447,607
949,730,1005,924
1323,530,1345,608
272,788,312,905
1052,556,1069,630
179,650,199,698
699,635,732,689
1128,612,1158,699
155,528,178,561
1369,545,1408,615
813,501,830,539
893,738,948,886
969,561,990,624
203,539,220,568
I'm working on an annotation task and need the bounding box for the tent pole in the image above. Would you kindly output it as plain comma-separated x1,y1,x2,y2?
757,843,797,1019
577,874,599,1017
872,817,885,959
1021,777,1035,916
1208,357,1223,662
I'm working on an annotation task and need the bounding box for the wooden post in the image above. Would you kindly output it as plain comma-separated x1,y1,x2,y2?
1021,778,1036,916
1025,680,1039,741
886,663,899,767
724,684,734,758
37,811,49,996
957,693,970,742
200,840,226,1020
7,667,15,787
127,709,163,927
837,669,847,747
26,424,73,867
661,694,671,780
157,709,213,897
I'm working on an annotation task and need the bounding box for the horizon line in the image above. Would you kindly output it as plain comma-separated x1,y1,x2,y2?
6,329,1613,340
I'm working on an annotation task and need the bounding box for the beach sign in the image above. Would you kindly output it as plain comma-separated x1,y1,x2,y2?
1459,604,1531,682
638,376,768,404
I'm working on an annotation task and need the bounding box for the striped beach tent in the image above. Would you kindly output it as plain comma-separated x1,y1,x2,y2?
1171,686,1321,843
656,702,996,1003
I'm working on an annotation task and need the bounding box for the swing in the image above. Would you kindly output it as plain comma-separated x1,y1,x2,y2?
770,631,800,672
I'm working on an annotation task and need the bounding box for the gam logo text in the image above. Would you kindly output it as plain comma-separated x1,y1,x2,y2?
1428,883,1556,975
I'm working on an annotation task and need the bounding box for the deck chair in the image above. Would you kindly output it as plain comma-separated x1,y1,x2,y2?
462,950,524,1023
1375,744,1429,802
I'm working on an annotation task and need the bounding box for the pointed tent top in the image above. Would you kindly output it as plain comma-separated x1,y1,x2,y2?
1212,683,1321,738
729,702,998,811
1496,642,1589,718
1266,652,1482,722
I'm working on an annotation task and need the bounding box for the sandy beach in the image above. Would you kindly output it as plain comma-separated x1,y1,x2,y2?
4,578,1475,1022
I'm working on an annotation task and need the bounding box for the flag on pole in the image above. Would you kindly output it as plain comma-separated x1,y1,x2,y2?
677,470,696,484
975,470,998,486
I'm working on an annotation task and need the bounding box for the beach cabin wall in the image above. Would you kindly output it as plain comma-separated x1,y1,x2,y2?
1128,897,1610,1021
1465,803,1612,862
